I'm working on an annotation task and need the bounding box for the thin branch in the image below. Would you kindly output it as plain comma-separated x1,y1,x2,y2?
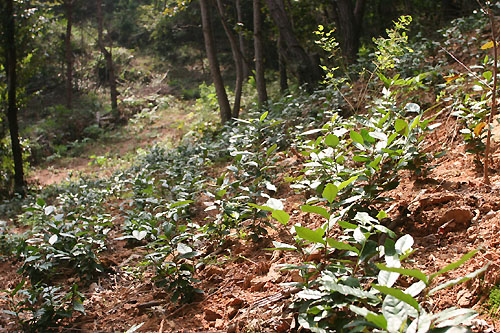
440,47,492,90
484,5,498,185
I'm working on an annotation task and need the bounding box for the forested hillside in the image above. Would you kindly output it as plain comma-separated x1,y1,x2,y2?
1,0,500,332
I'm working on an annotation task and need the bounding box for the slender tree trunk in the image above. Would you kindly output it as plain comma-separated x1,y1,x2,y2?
236,0,250,79
332,0,366,64
65,0,73,109
253,0,268,105
5,0,25,195
264,0,321,88
200,0,232,123
96,0,118,112
278,33,288,93
215,0,243,118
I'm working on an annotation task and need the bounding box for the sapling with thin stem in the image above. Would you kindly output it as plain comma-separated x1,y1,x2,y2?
477,1,498,185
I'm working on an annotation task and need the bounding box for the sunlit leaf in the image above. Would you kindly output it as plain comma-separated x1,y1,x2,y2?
272,210,290,225
132,230,147,241
301,205,330,220
338,176,358,190
376,264,428,284
429,249,478,282
259,111,269,121
322,183,338,203
325,134,340,147
481,40,494,49
429,264,488,295
372,284,419,311
350,130,364,145
48,234,58,245
295,226,325,244
326,238,359,254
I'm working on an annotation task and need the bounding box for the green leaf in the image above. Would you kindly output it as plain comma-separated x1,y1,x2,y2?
376,210,388,220
44,205,55,215
410,115,421,131
267,144,278,157
366,313,388,329
431,308,478,328
368,156,382,170
10,279,26,297
407,311,432,333
387,132,398,146
48,234,58,245
429,264,488,296
323,282,378,301
382,295,410,332
338,176,358,190
295,226,326,245
265,198,284,211
259,111,268,122
376,264,428,284
326,238,359,254
73,300,85,313
395,235,414,255
405,103,421,113
395,119,409,136
429,249,478,282
170,200,194,209
132,230,147,241
216,188,227,199
374,225,396,238
338,220,357,229
36,197,46,207
301,205,330,220
372,284,420,311
354,212,377,225
350,130,364,145
266,241,297,251
248,203,274,212
378,269,400,288
272,210,290,225
297,289,326,300
325,134,340,147
322,183,338,203
353,227,367,243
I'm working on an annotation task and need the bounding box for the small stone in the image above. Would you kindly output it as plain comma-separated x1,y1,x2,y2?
227,297,244,307
250,281,266,292
204,309,222,321
228,306,239,319
438,208,473,232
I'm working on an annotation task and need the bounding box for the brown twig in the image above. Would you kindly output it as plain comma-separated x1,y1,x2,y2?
158,318,165,333
483,5,498,185
439,47,492,90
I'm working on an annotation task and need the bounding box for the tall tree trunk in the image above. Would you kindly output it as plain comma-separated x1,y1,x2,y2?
278,33,288,93
5,0,25,195
65,0,73,109
236,0,250,79
332,0,366,63
96,0,118,112
200,0,232,123
215,0,243,118
264,0,321,88
253,0,268,105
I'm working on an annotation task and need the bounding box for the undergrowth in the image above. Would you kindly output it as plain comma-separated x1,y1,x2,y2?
1,10,497,332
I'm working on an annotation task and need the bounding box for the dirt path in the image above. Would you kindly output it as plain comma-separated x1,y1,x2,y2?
28,103,192,187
